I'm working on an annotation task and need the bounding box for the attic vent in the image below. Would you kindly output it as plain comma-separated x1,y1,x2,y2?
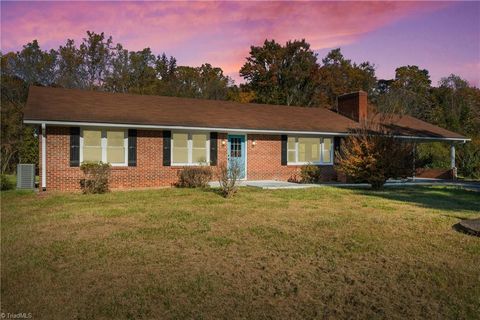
17,164,35,189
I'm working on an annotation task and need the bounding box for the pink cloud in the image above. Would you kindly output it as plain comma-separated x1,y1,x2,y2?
1,1,451,83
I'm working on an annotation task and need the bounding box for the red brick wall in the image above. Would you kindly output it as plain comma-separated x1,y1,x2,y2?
44,127,180,191
337,91,367,122
42,127,336,191
246,134,336,181
415,168,454,180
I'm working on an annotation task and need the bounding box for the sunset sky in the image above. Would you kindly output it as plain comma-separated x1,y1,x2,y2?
1,1,479,86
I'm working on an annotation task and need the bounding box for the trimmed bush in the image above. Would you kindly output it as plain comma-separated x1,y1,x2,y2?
1,174,15,191
177,166,213,188
300,164,322,183
79,162,111,194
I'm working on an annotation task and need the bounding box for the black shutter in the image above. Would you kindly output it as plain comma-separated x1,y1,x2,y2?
334,137,342,152
163,130,171,166
281,135,288,166
70,127,80,167
128,129,137,166
210,132,218,165
334,137,342,163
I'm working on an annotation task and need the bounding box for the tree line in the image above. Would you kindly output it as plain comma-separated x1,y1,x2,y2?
1,31,479,177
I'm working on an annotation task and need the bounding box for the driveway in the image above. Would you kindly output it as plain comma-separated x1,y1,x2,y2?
209,179,480,190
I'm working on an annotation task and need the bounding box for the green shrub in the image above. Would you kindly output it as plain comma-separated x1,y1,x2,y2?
0,174,15,191
177,166,213,188
458,139,480,179
299,164,322,183
79,162,111,194
336,125,414,189
416,142,450,169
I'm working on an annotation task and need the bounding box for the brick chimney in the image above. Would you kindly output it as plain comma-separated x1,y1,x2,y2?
337,91,367,123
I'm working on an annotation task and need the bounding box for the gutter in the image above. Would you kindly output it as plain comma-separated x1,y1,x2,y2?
23,119,351,137
24,119,470,142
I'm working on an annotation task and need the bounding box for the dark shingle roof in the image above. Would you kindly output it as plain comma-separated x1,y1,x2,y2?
24,86,467,140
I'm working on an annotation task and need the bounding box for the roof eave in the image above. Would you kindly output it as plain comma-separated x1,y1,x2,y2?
393,135,470,143
23,119,352,136
24,119,470,142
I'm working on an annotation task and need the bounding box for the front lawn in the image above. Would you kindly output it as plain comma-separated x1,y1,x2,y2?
1,186,479,319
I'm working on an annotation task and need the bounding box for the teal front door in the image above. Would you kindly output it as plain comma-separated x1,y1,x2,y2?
227,135,246,179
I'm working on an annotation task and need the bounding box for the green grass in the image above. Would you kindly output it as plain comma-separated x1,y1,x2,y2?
4,174,16,185
1,186,479,319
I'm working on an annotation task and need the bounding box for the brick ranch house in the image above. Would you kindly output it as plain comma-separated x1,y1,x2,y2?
23,86,469,191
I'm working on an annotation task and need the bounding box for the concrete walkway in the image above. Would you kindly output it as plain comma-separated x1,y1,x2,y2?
209,178,480,190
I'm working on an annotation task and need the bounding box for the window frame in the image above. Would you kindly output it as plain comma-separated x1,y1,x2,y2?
80,127,128,166
286,136,334,165
171,131,210,166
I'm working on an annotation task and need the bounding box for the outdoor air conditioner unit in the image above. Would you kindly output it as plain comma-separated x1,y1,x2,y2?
17,164,35,189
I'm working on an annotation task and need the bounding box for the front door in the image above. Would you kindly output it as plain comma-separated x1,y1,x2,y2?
227,135,246,179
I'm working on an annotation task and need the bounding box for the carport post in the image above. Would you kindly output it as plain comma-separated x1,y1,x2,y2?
450,142,457,179
412,142,416,181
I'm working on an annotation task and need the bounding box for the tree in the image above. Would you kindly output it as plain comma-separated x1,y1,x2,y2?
318,48,377,107
393,65,431,93
389,65,433,120
335,118,414,189
197,63,232,100
457,140,480,179
0,54,36,173
155,53,177,96
1,98,26,173
431,74,479,134
227,85,256,103
127,48,157,95
80,31,113,89
57,39,86,88
104,44,130,93
172,64,232,100
0,32,237,173
375,72,480,178
430,74,480,178
5,40,57,87
240,39,321,106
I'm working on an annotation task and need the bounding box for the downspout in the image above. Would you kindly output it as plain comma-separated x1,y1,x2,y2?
41,123,46,191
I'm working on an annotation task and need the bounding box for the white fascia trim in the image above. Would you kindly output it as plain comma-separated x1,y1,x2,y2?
24,120,470,142
287,162,333,166
23,120,349,137
393,135,470,142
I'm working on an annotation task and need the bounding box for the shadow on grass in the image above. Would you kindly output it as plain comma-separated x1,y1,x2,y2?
200,187,225,197
452,223,480,237
344,186,480,214
200,185,259,198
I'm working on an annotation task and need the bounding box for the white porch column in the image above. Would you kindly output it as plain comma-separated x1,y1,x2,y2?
41,123,46,190
450,143,456,169
450,142,457,180
412,142,416,180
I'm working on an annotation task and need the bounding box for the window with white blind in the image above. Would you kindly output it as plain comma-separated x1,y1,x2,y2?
287,136,333,165
83,129,102,162
172,132,209,165
81,128,127,166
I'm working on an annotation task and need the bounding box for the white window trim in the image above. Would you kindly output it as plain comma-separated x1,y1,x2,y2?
287,136,334,165
80,128,128,166
171,131,210,166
